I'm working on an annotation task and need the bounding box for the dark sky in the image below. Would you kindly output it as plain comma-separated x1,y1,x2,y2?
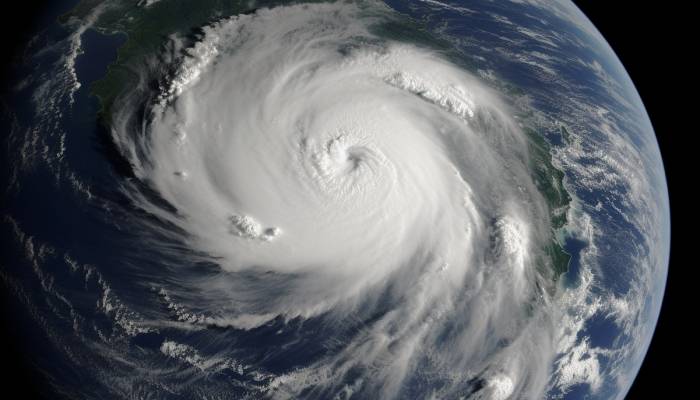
1,0,46,92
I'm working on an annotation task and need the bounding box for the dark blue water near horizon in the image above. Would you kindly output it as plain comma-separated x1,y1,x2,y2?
1,20,128,399
383,2,651,399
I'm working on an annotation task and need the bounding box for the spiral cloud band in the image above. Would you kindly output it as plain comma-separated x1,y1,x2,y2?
115,2,561,398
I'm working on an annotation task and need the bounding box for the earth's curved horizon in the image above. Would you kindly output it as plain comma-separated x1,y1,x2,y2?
0,1,670,399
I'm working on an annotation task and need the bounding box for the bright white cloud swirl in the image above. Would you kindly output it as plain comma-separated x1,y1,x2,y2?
112,3,567,399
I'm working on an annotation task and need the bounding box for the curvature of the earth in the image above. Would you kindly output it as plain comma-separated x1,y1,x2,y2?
0,1,670,399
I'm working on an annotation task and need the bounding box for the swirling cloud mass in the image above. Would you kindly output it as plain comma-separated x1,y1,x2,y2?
0,0,672,397
110,3,564,398
0,0,672,396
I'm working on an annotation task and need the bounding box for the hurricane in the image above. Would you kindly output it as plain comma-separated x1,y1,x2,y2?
1,1,670,399
107,3,563,398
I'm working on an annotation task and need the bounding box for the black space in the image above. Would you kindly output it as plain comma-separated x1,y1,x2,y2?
0,1,689,399
1,1,47,94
